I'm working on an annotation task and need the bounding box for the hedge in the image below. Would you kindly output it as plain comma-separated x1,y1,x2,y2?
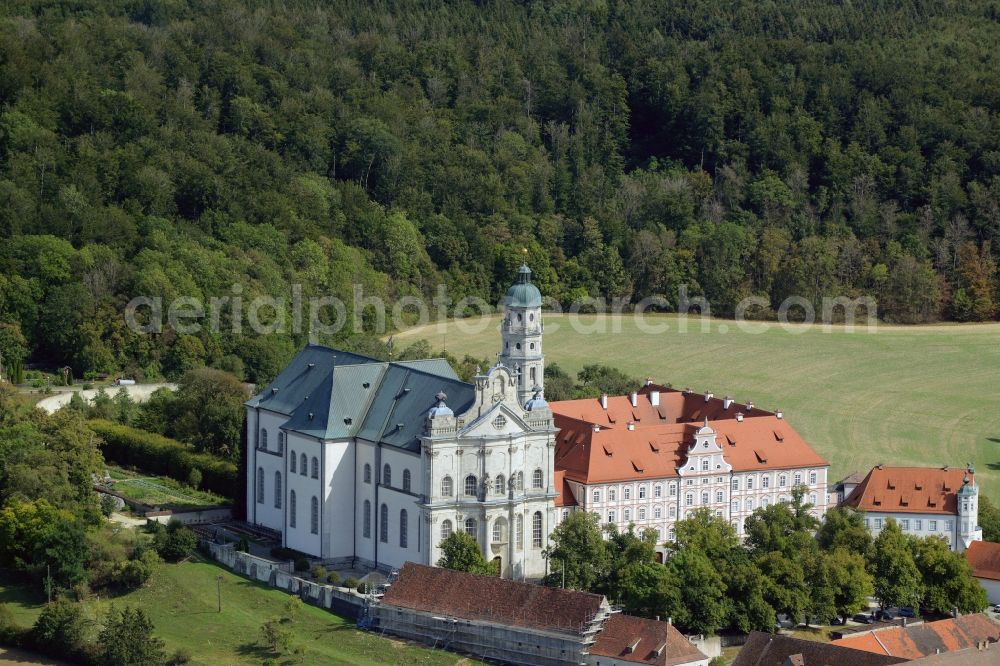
88,420,238,499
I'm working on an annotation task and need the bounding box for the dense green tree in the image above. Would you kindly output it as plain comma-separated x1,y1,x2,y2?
32,598,87,659
97,606,166,666
912,536,988,614
543,511,608,591
169,369,248,461
667,550,727,636
437,532,498,577
980,496,1000,542
869,519,923,609
817,507,873,555
825,548,875,621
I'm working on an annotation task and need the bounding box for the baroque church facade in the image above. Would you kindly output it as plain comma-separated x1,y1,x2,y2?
245,266,556,579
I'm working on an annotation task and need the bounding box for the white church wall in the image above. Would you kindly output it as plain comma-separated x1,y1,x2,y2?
322,439,354,560
353,439,378,566
251,408,287,533
284,431,323,557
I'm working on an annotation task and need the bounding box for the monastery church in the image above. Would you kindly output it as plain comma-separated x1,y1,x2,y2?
245,264,839,577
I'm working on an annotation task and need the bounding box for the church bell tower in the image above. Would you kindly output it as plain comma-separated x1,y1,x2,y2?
499,262,544,406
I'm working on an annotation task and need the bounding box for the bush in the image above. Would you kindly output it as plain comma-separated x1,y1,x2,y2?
326,571,341,586
155,521,198,562
88,420,237,498
357,582,372,594
343,577,358,589
186,468,202,490
100,493,117,517
167,647,193,665
293,557,309,572
310,565,327,581
31,598,86,659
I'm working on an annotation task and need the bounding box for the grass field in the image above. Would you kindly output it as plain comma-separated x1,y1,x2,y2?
105,466,230,508
0,559,477,666
397,313,1000,503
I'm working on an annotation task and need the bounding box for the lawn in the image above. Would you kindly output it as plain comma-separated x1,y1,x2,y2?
396,313,1000,503
105,466,230,508
1,559,477,666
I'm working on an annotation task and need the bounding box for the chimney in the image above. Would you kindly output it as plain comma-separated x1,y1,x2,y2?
747,400,754,410
650,390,660,407
723,396,733,409
627,421,635,431
645,377,653,386
704,392,714,402
592,424,601,433
736,412,744,422
630,392,638,407
600,394,608,409
775,409,783,419
667,617,672,626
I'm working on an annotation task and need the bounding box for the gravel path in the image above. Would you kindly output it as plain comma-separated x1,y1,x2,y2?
35,383,177,414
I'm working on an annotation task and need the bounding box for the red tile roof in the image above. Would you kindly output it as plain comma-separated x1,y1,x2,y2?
966,540,1000,581
380,562,607,636
830,615,1000,659
589,615,707,666
731,631,906,666
550,387,826,485
554,469,577,507
841,466,975,516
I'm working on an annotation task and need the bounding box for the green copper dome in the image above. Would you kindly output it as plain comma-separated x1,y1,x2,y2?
503,264,542,308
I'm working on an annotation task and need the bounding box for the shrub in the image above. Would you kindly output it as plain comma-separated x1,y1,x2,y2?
326,571,341,586
167,647,193,665
155,521,198,562
186,468,202,489
88,420,237,498
31,598,86,659
100,493,117,517
357,582,372,594
343,577,358,589
310,565,327,581
293,557,309,572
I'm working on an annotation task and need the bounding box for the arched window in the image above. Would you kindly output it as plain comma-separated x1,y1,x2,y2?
532,469,543,489
609,488,617,501
464,474,477,496
257,467,264,503
310,496,319,534
669,506,677,518
809,471,817,485
300,453,307,476
274,471,282,508
441,475,453,496
762,497,770,508
701,459,709,471
732,478,739,490
623,486,631,500
492,517,507,543
747,477,755,489
494,474,506,494
277,431,285,453
289,490,297,528
363,500,371,538
608,510,616,523
516,471,524,490
746,498,754,511
400,509,408,548
383,464,391,487
464,517,477,537
638,507,646,520
639,485,647,499
779,474,787,488
260,429,268,449
701,491,709,504
654,484,662,498
731,500,739,512
402,469,411,492
794,472,802,485
364,463,371,484
380,504,388,542
532,511,543,547
515,514,523,549
654,506,662,519
311,457,319,479
624,508,631,521
440,519,453,542
716,490,724,503
290,451,297,474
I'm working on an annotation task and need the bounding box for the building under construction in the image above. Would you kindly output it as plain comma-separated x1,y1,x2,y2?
363,562,708,666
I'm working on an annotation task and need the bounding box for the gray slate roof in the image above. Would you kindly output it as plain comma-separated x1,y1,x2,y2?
247,345,474,451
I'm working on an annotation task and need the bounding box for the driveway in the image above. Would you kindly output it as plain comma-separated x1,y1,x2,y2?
35,383,177,414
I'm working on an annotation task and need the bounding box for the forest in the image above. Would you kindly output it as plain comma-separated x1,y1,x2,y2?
2,0,1000,382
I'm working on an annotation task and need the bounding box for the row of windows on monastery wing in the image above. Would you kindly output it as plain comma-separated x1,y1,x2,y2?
436,470,544,498
589,471,821,504
437,512,545,549
362,463,413,492
868,517,953,534
359,502,412,548
596,491,822,525
255,469,319,534
288,451,319,478
258,429,286,453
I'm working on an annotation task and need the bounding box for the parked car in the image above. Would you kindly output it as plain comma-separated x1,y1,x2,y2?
897,607,917,618
775,614,796,629
876,608,898,621
992,604,1000,613
830,616,846,625
852,613,874,624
